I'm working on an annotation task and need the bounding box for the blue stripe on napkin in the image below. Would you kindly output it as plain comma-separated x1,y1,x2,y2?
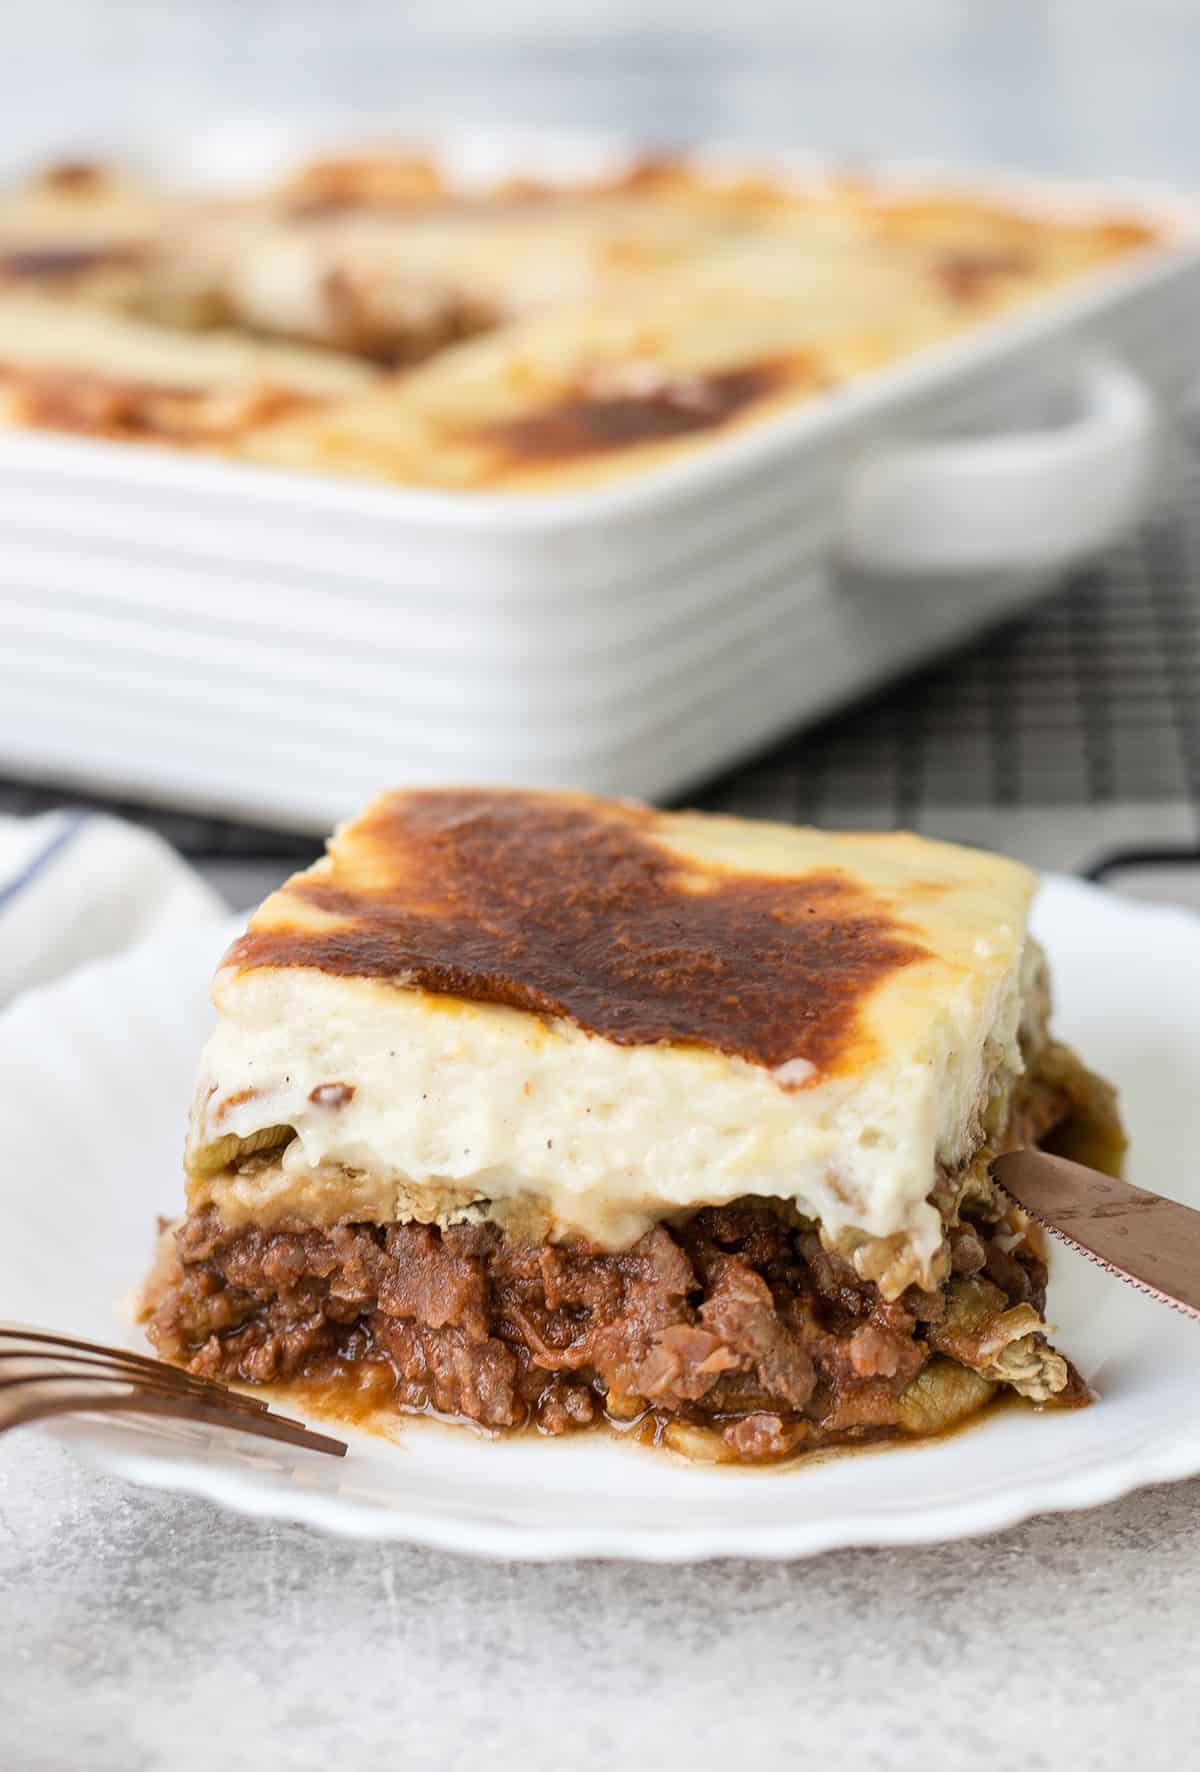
0,810,93,914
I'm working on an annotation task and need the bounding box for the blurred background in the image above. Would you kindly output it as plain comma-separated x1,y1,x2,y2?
5,0,1197,179
4,0,1200,909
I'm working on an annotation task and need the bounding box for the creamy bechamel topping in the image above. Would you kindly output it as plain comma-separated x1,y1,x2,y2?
185,789,1040,1280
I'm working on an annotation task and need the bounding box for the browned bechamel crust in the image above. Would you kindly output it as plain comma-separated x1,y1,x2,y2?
225,789,927,1074
0,362,318,442
456,359,817,465
0,243,141,281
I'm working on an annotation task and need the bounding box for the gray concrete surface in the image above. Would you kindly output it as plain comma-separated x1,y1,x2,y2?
3,1433,1198,1771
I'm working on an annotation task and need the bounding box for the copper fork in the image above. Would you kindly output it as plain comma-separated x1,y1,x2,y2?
0,1323,347,1456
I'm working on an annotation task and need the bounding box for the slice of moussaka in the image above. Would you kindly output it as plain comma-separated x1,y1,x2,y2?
142,788,1124,1464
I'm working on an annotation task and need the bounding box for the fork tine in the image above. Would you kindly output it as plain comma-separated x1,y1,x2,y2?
0,1323,187,1367
0,1345,271,1413
0,1367,332,1436
0,1381,347,1455
0,1367,270,1419
0,1324,347,1457
0,1325,268,1401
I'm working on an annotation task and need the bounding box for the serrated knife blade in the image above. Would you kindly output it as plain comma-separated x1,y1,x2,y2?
992,1149,1200,1321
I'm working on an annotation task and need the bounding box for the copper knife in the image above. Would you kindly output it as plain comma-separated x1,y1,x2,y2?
992,1149,1200,1320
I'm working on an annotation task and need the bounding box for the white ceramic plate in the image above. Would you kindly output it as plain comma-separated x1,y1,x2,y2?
5,875,1200,1560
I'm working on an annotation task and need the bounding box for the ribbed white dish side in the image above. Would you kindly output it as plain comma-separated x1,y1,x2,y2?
0,480,1067,746
0,474,846,691
0,557,1060,822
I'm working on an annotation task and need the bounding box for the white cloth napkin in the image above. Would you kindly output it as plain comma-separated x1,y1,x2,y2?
0,809,226,1009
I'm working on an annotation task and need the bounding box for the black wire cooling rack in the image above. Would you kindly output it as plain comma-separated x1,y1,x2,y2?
695,428,1200,888
705,528,1200,820
5,429,1200,897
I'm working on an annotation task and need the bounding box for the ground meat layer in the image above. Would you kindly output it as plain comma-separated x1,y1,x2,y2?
146,1198,1077,1461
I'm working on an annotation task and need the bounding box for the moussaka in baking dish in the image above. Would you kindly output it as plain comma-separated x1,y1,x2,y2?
141,788,1125,1462
0,149,1162,486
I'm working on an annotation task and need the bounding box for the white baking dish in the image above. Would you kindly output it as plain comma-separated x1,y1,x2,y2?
2,129,1199,830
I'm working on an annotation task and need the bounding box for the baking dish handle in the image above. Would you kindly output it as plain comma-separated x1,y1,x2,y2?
840,355,1158,575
